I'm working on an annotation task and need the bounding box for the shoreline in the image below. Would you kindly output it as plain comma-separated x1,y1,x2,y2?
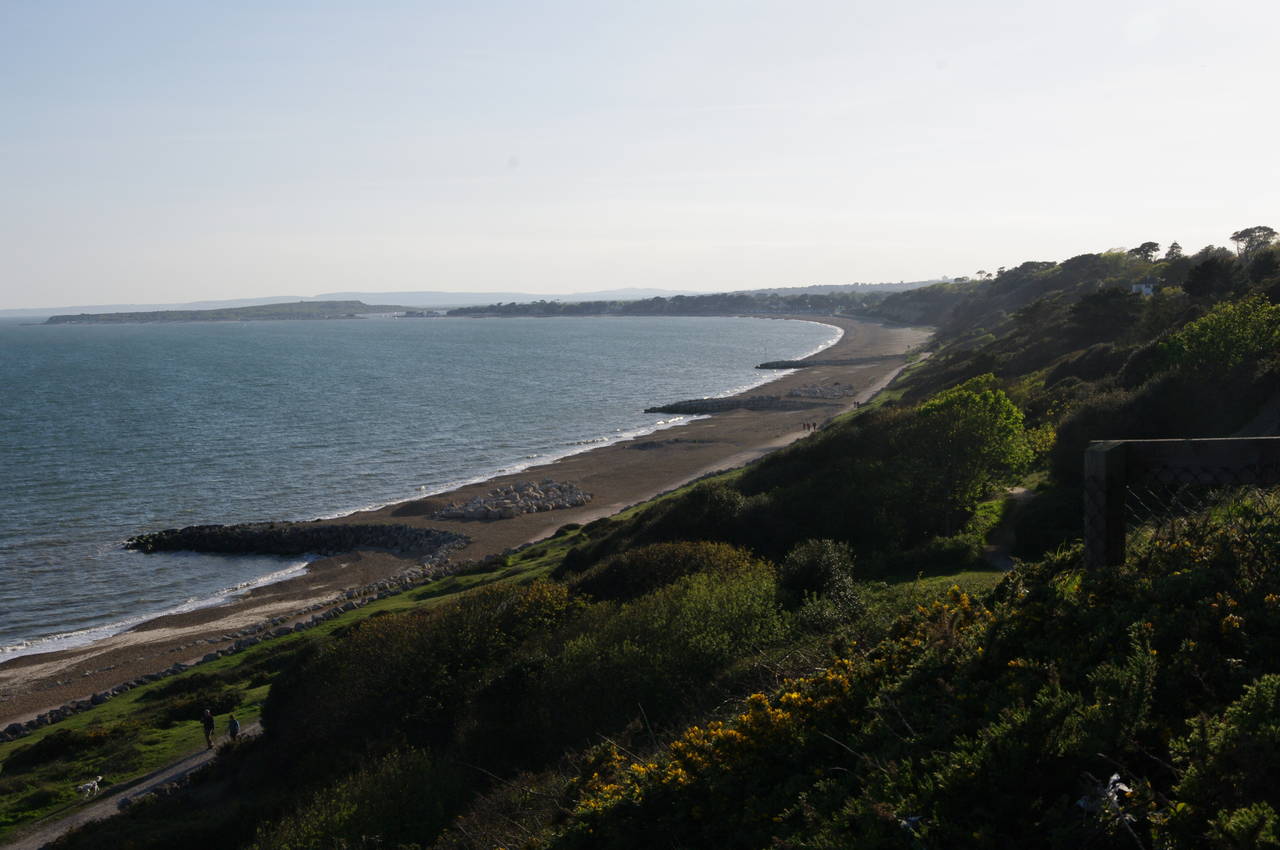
0,315,931,730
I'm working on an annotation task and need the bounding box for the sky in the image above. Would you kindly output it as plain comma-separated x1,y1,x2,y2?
2,0,1278,310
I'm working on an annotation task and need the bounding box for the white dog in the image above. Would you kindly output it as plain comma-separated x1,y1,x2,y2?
76,776,102,799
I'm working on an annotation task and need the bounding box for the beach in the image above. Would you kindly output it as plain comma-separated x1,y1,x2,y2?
0,316,930,729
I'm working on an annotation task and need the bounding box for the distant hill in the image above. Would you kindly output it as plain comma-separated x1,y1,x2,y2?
5,284,930,319
733,280,939,296
43,301,411,324
312,287,705,307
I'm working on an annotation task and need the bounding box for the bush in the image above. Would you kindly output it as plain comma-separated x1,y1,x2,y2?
262,580,577,766
546,553,784,740
779,538,856,597
568,541,762,603
161,687,244,728
248,748,461,850
1168,674,1280,841
5,729,85,774
139,671,226,701
1044,342,1131,386
1160,295,1280,375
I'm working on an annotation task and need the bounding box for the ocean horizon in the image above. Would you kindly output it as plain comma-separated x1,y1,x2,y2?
0,315,838,659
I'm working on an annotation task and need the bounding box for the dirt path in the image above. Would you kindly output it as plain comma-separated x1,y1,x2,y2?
2,723,260,850
983,487,1035,571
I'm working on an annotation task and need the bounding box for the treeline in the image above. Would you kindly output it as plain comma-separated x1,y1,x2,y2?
446,288,887,317
33,227,1280,849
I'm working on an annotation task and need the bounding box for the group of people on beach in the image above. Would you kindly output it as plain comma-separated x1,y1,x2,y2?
200,708,239,750
801,422,821,432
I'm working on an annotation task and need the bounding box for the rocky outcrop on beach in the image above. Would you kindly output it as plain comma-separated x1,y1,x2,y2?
645,395,821,414
432,479,592,521
788,383,860,399
126,522,468,559
756,354,902,369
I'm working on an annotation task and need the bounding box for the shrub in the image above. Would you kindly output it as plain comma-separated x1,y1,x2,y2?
139,671,226,701
5,729,84,774
160,687,244,728
248,748,460,850
568,541,762,603
778,538,856,597
262,580,577,766
546,554,784,739
1168,674,1280,839
1160,295,1280,375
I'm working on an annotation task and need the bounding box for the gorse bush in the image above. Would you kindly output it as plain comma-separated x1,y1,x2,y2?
1166,674,1280,846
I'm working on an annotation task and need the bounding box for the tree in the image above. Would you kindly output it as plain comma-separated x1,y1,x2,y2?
905,375,1032,532
1229,226,1278,259
1183,255,1241,299
1160,294,1280,374
1248,247,1279,284
1128,241,1160,262
1068,287,1142,340
1164,242,1183,260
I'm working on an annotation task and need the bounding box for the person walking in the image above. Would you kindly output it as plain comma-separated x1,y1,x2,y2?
201,709,215,749
228,713,240,740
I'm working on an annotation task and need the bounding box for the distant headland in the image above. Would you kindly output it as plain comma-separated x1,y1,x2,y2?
43,300,414,324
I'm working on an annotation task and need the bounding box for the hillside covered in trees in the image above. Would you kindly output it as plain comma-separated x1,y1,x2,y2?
8,227,1280,849
444,283,930,318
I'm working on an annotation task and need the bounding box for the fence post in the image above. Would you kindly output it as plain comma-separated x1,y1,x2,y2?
1084,441,1128,569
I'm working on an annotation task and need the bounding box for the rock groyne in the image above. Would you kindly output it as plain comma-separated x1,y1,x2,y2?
756,354,902,369
432,479,591,521
788,383,860,399
127,522,468,559
645,395,821,415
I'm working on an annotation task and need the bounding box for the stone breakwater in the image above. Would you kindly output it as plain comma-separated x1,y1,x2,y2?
756,354,902,369
645,395,821,415
127,522,468,559
433,479,592,522
789,383,860,399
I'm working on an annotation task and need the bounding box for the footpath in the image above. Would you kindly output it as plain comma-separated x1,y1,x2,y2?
3,723,259,850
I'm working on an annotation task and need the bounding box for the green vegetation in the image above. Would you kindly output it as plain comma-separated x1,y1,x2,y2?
7,227,1280,848
445,287,901,317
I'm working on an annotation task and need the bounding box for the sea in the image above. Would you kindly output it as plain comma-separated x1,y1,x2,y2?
0,314,838,660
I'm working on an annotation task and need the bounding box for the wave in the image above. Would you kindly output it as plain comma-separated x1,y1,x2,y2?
0,557,312,661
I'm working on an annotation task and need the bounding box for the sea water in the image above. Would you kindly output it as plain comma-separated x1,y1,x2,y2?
0,315,837,659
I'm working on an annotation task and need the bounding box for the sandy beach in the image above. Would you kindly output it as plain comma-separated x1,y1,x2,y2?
0,316,930,729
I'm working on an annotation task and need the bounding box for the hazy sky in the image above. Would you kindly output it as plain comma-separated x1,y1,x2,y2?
3,0,1278,309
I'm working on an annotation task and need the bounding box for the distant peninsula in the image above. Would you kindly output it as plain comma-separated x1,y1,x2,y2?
43,300,415,324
